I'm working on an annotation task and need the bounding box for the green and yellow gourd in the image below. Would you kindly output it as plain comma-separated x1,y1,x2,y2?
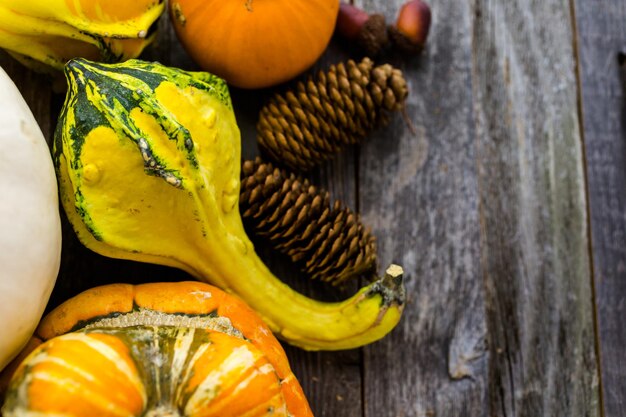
54,59,405,351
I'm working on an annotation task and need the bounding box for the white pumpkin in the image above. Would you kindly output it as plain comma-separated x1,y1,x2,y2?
0,66,61,370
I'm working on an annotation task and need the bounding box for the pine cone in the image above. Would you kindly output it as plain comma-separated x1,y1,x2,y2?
257,58,408,172
240,157,378,286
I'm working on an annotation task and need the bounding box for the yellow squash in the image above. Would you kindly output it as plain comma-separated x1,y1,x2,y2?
54,59,406,351
0,0,164,72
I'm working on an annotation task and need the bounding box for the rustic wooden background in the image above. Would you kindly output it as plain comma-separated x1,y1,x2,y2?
1,0,624,416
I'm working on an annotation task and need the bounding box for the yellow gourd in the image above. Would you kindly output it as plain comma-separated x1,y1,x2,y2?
54,58,406,351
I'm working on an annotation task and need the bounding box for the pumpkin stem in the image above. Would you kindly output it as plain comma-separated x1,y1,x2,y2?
144,406,182,417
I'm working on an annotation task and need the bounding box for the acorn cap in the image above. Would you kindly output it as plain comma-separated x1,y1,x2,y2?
388,0,432,55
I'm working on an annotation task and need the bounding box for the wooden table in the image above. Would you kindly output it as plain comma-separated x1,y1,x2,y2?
2,1,624,416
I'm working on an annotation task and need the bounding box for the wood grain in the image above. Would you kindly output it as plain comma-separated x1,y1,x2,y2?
0,52,51,145
573,0,626,415
0,1,615,416
471,0,599,416
269,45,365,417
357,0,489,416
228,27,369,411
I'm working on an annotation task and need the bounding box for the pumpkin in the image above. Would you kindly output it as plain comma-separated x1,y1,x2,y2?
54,58,406,351
0,0,164,72
1,281,313,417
0,66,61,371
169,0,340,88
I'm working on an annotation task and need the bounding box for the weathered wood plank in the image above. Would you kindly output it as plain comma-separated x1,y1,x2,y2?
357,0,489,416
471,0,599,416
573,0,626,415
0,52,51,145
0,1,610,415
252,240,363,417
250,47,365,416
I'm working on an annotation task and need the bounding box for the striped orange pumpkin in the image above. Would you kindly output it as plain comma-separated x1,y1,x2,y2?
1,282,312,417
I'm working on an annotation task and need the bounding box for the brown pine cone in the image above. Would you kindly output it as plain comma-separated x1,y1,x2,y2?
257,58,408,172
240,157,378,286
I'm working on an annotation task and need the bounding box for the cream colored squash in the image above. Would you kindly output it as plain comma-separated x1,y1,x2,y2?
0,66,61,370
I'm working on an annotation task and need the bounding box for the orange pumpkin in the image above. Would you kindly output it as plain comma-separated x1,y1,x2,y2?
1,282,312,417
169,0,340,89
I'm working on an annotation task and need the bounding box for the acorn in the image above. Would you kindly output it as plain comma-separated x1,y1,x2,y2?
389,0,431,55
336,2,389,56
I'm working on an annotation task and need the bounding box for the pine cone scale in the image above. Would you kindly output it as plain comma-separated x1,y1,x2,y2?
257,58,408,171
240,158,378,285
